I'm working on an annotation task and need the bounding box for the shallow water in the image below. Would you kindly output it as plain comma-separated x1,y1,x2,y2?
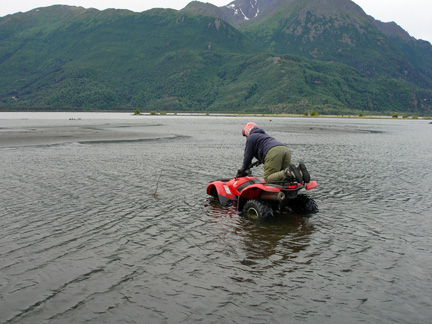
1,114,431,323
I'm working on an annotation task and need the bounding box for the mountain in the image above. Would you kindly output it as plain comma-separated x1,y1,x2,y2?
0,6,263,111
183,0,432,89
186,0,369,24
0,1,431,115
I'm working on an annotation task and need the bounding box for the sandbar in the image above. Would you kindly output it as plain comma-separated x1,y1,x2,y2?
0,124,173,147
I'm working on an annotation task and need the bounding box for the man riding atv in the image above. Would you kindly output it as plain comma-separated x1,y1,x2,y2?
237,122,309,183
207,122,317,220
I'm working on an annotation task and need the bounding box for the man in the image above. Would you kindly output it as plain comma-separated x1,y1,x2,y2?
237,122,307,182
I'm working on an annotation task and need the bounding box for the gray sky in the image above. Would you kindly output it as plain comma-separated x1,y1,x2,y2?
1,0,431,43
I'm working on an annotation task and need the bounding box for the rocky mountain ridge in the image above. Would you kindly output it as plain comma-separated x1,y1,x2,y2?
183,0,432,89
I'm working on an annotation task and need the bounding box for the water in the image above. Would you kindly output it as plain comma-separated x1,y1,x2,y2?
1,113,431,323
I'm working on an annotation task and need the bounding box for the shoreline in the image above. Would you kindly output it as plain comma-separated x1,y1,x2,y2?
1,111,430,120
141,113,430,120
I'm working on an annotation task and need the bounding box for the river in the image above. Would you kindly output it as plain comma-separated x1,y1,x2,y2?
1,113,431,323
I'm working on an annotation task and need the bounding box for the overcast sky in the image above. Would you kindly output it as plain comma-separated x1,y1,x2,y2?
1,0,431,43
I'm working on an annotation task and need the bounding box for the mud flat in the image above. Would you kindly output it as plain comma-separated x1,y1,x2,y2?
0,124,173,147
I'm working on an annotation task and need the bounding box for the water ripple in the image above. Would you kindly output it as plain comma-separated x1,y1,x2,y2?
1,117,431,323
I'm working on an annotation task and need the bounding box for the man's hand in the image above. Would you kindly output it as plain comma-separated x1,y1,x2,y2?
236,169,246,177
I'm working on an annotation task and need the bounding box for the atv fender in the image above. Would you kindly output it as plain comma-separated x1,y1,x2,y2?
207,181,236,206
305,180,318,190
237,184,280,211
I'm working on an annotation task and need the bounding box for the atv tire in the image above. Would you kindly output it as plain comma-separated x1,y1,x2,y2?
288,194,318,214
243,199,275,221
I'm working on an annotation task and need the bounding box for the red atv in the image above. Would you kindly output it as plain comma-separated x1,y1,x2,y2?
207,162,318,221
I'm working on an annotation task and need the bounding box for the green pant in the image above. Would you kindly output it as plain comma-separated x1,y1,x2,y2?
264,145,291,182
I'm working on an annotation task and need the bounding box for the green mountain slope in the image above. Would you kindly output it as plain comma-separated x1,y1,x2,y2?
0,4,431,115
185,0,432,89
0,6,261,110
240,0,431,89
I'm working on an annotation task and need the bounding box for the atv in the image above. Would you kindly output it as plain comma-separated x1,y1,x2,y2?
207,162,318,221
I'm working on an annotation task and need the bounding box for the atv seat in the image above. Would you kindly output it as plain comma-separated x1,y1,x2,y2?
266,178,297,185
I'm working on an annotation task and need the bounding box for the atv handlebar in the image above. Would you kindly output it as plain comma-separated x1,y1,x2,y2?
236,161,261,178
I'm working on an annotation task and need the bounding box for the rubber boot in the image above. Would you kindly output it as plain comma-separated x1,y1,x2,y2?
298,163,310,183
284,164,303,183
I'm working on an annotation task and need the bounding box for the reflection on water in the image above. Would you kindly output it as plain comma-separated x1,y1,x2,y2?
206,200,315,267
1,114,432,323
